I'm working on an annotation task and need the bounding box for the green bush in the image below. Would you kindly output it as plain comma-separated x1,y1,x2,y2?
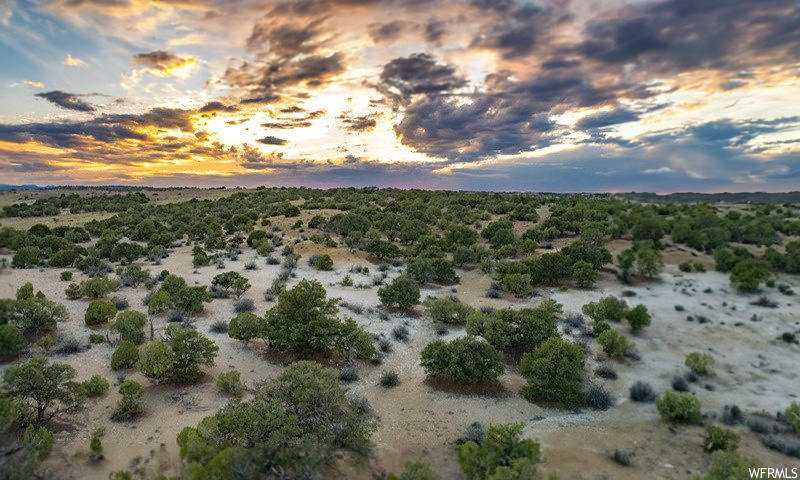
263,280,341,357
729,259,770,293
12,246,40,268
378,275,420,310
0,396,33,433
785,402,800,434
572,261,598,288
388,462,440,480
80,375,110,397
685,352,715,375
60,271,73,281
216,370,244,396
703,425,740,452
455,423,540,480
466,301,560,351
110,340,139,370
420,336,504,383
0,324,27,358
111,380,145,421
655,391,702,423
36,334,55,351
137,327,218,384
309,254,334,271
519,336,585,405
22,424,55,461
625,304,651,332
176,361,375,478
65,282,82,299
79,276,119,298
679,262,692,272
582,296,628,322
85,300,117,326
211,271,250,299
111,310,147,344
592,320,611,337
228,312,263,344
88,333,105,344
598,329,635,358
424,297,474,324
499,273,532,297
696,450,760,480
693,262,707,272
334,318,376,363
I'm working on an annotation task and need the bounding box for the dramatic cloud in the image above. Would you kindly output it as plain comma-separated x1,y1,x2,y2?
341,114,378,132
34,90,96,112
257,135,288,146
379,53,466,104
1,0,799,190
131,51,198,77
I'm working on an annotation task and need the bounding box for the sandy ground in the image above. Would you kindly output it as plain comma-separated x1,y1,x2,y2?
1,239,799,479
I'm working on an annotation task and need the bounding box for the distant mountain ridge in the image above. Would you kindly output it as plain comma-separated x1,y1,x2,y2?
0,184,42,191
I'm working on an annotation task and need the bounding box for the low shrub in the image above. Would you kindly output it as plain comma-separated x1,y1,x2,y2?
584,383,614,410
339,366,358,382
111,340,139,370
233,298,255,313
610,449,635,466
80,375,110,397
594,364,618,380
703,425,740,452
85,300,117,326
380,370,399,387
54,335,83,355
89,333,105,344
111,296,129,311
629,381,656,403
672,375,690,392
392,325,409,342
209,320,228,334
786,402,800,434
420,337,504,383
597,329,635,358
760,435,800,459
308,254,334,271
216,370,244,397
655,391,702,423
685,352,715,375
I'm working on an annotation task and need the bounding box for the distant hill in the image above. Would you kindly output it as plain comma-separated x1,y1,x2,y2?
0,184,40,191
618,191,800,205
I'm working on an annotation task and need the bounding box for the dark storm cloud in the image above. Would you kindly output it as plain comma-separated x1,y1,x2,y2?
230,50,347,101
469,2,572,59
424,20,446,44
379,53,466,103
257,135,288,145
35,90,96,112
0,108,193,149
341,114,378,132
246,17,326,56
395,94,557,161
577,109,640,130
368,21,411,44
573,0,800,74
198,101,239,113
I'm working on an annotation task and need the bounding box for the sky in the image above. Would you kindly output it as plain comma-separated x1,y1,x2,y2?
1,0,800,192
